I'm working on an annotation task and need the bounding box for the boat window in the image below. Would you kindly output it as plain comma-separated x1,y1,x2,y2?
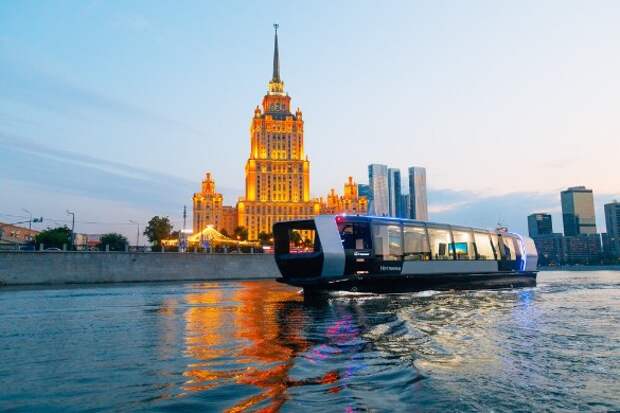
427,226,454,260
372,224,402,261
274,220,321,255
451,228,476,260
500,236,517,260
338,222,371,250
474,232,495,260
403,225,431,261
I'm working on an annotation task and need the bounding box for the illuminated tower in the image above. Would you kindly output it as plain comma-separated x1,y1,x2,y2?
320,177,368,215
237,25,320,240
193,172,224,234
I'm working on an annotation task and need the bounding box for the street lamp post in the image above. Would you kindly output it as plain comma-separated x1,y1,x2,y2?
22,209,32,230
66,210,75,250
129,220,140,251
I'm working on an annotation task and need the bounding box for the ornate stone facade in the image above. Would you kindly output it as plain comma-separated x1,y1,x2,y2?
192,172,224,234
320,177,368,215
237,26,320,240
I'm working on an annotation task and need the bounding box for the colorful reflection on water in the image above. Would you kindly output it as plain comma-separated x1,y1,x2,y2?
1,272,619,412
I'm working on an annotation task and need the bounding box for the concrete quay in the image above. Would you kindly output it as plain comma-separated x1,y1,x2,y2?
0,252,280,286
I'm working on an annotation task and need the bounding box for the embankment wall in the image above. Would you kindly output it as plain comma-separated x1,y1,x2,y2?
0,252,280,285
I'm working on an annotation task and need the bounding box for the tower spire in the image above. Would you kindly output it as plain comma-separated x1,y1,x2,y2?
272,23,280,83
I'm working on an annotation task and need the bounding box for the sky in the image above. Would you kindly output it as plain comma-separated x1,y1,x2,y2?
1,1,619,240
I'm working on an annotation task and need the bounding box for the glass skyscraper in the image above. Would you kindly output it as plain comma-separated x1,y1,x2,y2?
357,184,370,201
408,166,428,221
561,186,597,236
400,194,411,219
527,213,553,237
387,168,402,218
368,164,389,216
604,201,620,238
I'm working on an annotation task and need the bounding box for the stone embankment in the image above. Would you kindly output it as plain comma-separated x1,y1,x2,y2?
0,252,280,286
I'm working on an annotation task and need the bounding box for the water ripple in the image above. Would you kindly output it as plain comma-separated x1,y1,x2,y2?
0,271,619,412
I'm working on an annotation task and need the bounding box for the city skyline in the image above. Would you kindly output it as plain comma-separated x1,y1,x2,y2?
1,1,619,239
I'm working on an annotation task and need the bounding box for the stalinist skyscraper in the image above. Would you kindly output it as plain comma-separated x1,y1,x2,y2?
237,25,320,240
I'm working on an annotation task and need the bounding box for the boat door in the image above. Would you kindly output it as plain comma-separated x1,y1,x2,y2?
337,219,373,275
498,234,520,271
370,221,404,274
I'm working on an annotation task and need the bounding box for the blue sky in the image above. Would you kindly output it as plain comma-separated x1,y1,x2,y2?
1,1,618,238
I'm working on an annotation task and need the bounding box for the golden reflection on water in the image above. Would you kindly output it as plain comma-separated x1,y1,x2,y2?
175,282,538,412
182,281,314,412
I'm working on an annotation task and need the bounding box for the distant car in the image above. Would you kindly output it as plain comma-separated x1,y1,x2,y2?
44,248,62,251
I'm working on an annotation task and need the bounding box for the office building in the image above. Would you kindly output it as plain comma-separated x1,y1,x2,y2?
358,184,370,200
603,201,620,259
408,166,428,221
604,201,620,237
368,164,389,216
528,213,553,237
561,186,596,236
388,168,402,217
562,234,602,264
400,194,411,219
237,26,320,240
532,233,564,266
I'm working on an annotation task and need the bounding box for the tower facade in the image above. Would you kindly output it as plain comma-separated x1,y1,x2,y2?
237,26,320,240
604,201,620,238
528,213,553,237
388,168,402,217
193,172,224,234
561,186,596,235
408,166,428,221
320,177,368,215
368,164,389,216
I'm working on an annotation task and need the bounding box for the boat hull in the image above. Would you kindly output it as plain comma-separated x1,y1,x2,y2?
277,271,538,294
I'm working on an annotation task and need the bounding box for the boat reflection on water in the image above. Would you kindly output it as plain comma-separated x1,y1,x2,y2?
179,281,538,412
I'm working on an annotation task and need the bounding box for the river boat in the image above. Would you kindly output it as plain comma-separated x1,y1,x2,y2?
273,215,538,293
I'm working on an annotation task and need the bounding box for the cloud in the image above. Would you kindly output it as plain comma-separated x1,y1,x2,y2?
0,58,206,137
0,135,240,211
428,189,618,235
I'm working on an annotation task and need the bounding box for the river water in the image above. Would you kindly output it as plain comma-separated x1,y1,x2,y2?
1,271,619,412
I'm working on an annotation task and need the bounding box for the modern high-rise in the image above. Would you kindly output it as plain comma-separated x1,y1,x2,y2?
237,26,320,240
604,201,620,238
604,201,620,259
358,184,370,201
561,186,596,236
528,213,553,237
400,194,411,219
387,168,402,217
368,164,389,216
408,166,428,221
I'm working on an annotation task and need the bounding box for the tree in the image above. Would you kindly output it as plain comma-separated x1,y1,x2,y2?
233,226,248,241
35,226,71,249
143,216,173,247
258,231,273,246
99,233,128,251
220,228,230,238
